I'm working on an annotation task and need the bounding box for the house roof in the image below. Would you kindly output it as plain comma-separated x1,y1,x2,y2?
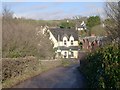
84,36,103,42
55,46,79,50
49,28,78,41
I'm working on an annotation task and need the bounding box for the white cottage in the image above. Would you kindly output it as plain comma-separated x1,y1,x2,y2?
46,28,79,59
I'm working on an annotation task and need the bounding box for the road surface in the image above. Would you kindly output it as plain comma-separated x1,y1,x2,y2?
13,64,86,88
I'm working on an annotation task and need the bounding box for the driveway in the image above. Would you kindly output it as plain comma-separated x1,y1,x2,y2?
13,63,86,88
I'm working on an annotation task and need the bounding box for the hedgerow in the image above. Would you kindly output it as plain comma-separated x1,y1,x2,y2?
81,43,120,88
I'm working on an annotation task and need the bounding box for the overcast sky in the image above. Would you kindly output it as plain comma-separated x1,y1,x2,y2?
2,1,106,20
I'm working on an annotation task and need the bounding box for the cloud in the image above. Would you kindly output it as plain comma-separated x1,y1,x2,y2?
53,0,105,2
2,2,18,6
51,2,64,6
16,9,65,20
86,4,98,8
16,6,106,20
15,4,49,13
78,6,106,19
9,2,106,20
38,10,65,20
49,10,64,15
28,5,49,10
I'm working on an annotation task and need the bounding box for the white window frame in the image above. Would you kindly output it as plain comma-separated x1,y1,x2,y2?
63,36,68,46
70,35,74,46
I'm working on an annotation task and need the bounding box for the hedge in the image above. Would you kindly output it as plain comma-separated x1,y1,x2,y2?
80,43,120,88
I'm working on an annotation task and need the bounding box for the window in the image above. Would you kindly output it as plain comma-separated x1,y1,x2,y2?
64,40,67,45
71,52,74,57
71,40,73,45
64,52,67,58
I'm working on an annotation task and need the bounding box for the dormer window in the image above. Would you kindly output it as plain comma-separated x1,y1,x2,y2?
64,40,67,45
70,35,74,45
71,40,73,45
63,35,68,46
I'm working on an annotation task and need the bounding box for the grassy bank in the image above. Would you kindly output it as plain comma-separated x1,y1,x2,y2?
2,57,78,88
2,58,62,88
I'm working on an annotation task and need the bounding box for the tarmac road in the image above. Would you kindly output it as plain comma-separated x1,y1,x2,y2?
13,63,86,88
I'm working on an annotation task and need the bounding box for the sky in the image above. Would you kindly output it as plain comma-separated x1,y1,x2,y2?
1,1,107,20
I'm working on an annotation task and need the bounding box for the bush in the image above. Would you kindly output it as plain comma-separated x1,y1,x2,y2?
2,18,54,59
59,21,75,29
80,43,120,88
2,58,62,88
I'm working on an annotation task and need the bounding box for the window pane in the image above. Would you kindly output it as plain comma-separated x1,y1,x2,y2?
71,40,73,45
64,40,67,45
71,52,74,57
64,52,67,58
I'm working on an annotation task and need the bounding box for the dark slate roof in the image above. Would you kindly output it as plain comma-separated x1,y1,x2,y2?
55,46,79,50
49,28,78,41
85,37,103,42
77,24,85,28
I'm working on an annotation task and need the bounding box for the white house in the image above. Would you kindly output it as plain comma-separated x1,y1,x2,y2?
43,27,79,59
76,21,87,31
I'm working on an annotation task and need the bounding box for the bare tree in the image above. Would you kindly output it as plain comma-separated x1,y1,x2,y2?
2,5,13,20
2,6,54,59
105,1,120,44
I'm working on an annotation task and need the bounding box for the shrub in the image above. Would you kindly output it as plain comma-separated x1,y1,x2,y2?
80,43,120,88
2,18,54,59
